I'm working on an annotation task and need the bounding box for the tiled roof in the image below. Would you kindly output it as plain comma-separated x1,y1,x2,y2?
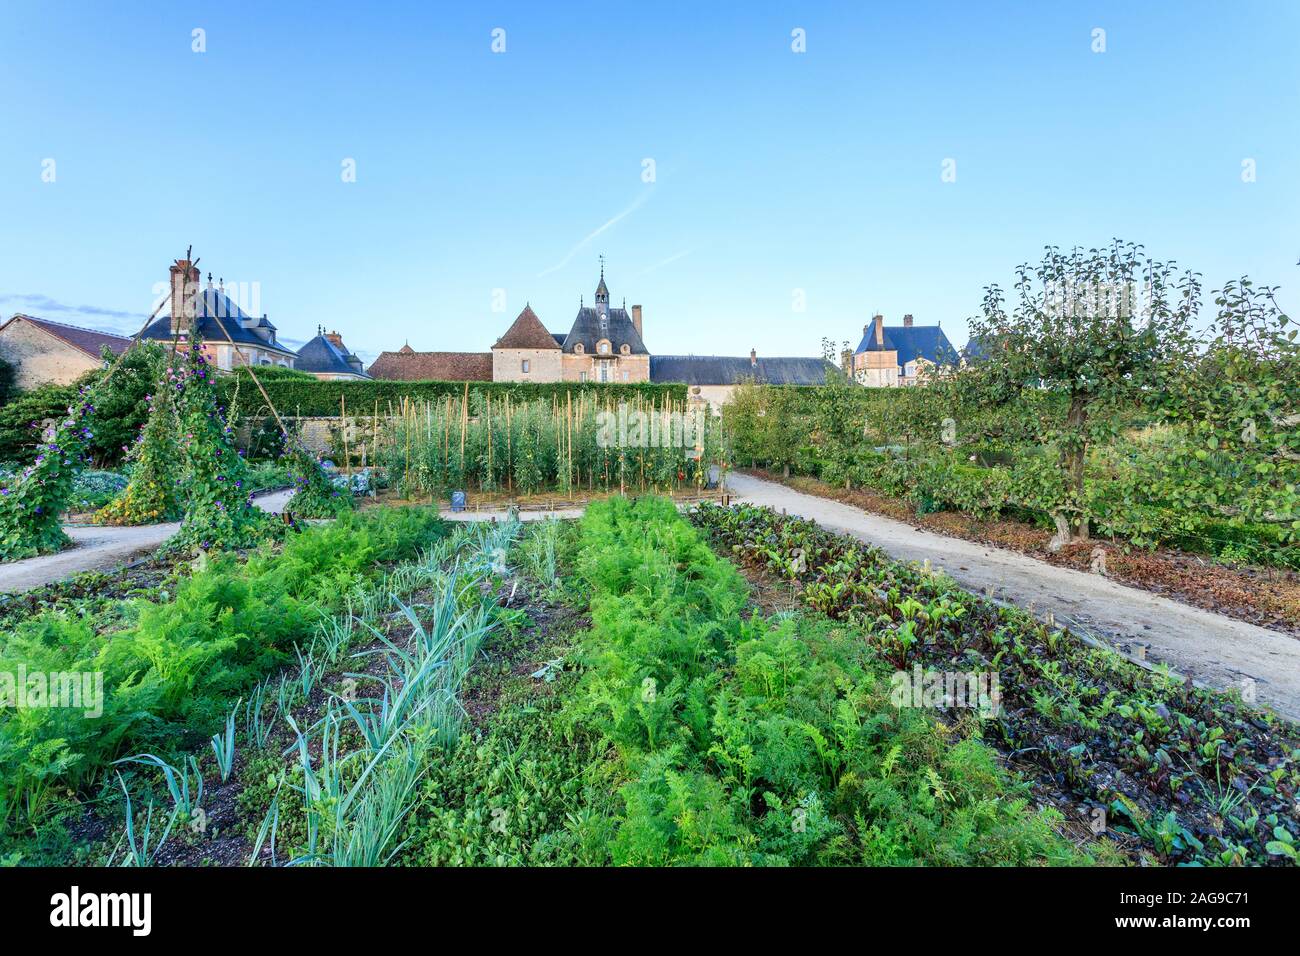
366,350,493,381
296,334,370,378
493,305,560,350
856,324,959,367
3,314,132,358
651,355,838,386
562,306,647,354
139,288,296,356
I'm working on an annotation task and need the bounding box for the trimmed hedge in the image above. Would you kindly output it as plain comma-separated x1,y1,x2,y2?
217,377,688,418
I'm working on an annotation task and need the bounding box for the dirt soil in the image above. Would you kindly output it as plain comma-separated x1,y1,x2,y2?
726,470,1300,722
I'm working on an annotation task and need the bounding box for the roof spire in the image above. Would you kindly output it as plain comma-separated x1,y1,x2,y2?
595,256,609,303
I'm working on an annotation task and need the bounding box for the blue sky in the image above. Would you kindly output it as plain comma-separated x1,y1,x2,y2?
1,0,1297,362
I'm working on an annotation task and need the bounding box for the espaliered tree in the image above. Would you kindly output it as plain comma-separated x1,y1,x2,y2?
1162,278,1300,539
94,371,184,526
170,341,270,553
959,240,1200,547
0,389,97,560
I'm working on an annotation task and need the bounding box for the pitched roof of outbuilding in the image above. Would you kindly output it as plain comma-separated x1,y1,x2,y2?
296,334,370,377
493,305,560,350
2,314,132,358
650,355,838,386
366,350,493,381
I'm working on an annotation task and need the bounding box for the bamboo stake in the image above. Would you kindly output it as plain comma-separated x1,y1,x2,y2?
460,382,468,465
340,393,350,476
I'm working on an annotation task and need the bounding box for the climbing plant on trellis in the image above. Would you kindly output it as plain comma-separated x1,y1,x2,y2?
0,390,97,560
169,340,271,553
284,445,354,518
95,365,184,526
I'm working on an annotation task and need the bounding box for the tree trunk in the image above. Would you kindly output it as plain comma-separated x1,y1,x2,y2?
782,463,790,478
1049,394,1090,550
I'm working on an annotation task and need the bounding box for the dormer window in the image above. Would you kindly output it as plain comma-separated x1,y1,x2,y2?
574,342,584,354
597,339,610,355
620,343,630,355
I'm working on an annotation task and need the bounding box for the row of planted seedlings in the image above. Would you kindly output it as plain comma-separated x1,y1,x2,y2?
689,502,1300,866
106,514,524,867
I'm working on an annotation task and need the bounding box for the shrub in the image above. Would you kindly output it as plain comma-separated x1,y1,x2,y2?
70,470,129,512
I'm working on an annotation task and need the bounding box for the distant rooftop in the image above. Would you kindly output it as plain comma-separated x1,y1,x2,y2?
1,313,132,358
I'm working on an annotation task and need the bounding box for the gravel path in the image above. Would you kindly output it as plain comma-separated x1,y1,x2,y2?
0,489,295,594
726,471,1300,721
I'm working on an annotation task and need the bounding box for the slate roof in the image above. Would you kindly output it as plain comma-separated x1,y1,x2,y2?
651,355,838,386
855,324,959,368
140,288,297,357
493,306,560,350
2,314,132,358
562,307,647,354
296,333,370,378
962,336,990,362
367,350,493,381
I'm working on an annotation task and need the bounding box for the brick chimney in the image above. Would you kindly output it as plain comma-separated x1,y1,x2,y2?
325,330,344,349
903,314,914,327
169,259,200,336
631,304,643,339
750,347,757,368
873,314,884,346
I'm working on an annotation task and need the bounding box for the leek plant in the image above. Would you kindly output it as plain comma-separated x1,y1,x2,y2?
282,711,424,867
244,680,279,750
210,699,240,783
109,773,177,868
113,754,204,824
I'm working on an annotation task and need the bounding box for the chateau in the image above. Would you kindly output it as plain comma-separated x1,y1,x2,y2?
370,265,650,385
851,313,959,387
368,264,836,406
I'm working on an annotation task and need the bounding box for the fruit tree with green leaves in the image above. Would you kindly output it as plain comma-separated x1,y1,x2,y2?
957,240,1200,546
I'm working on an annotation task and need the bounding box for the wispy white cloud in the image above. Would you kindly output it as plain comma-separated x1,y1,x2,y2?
639,248,693,275
0,293,150,334
536,190,653,278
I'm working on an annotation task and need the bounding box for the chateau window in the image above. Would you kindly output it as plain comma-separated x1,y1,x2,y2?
622,370,629,382
521,359,530,373
599,363,609,383
580,371,588,382
620,344,630,355
574,343,584,354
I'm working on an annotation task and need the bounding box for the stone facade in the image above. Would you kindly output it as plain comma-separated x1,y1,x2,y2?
0,315,131,389
561,351,649,383
0,319,101,389
494,345,564,382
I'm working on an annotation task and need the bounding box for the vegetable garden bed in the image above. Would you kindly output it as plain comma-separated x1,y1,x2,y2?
689,502,1300,866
